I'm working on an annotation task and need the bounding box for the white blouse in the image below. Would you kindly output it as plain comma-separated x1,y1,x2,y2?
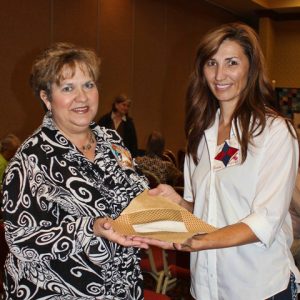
184,111,300,300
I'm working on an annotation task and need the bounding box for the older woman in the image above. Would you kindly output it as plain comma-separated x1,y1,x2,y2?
1,43,148,299
134,23,300,300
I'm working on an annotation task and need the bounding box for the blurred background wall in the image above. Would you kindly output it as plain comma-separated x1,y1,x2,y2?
0,0,299,154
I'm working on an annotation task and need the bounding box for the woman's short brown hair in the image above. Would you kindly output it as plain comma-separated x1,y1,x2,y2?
30,42,100,103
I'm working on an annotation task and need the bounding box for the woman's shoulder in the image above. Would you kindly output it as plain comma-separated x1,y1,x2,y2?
124,116,135,128
125,115,134,122
94,124,123,144
99,112,111,121
265,114,292,132
18,127,43,153
5,128,44,170
97,112,112,126
261,114,297,145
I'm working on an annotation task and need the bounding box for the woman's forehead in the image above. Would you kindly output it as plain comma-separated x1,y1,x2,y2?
57,62,91,81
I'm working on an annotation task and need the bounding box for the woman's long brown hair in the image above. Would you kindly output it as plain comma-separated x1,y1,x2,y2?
185,22,296,164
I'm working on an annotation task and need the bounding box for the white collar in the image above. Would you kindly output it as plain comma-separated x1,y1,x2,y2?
111,111,127,122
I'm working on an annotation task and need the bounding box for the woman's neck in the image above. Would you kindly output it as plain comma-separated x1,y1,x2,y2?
54,123,96,161
114,111,124,119
219,102,235,125
218,109,233,145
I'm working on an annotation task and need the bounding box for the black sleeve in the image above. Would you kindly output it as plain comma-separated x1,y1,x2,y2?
124,119,138,157
98,113,113,128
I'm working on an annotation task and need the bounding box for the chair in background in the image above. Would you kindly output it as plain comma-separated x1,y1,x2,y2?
144,289,171,300
140,246,166,293
141,245,190,296
163,149,177,167
160,250,190,295
141,169,160,189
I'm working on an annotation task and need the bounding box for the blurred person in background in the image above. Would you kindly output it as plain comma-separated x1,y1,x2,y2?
98,94,138,157
0,133,20,184
135,131,182,186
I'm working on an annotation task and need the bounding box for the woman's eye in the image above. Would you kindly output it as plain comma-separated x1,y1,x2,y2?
84,82,95,89
206,60,213,66
62,85,73,92
206,60,216,67
228,59,238,66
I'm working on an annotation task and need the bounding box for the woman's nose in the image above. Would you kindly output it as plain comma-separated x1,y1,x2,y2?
215,65,226,81
76,87,88,101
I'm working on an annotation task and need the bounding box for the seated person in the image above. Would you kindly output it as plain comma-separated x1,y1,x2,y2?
135,131,182,186
0,134,21,221
0,133,21,183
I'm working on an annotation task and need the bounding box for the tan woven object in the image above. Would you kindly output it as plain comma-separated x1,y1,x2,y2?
112,190,217,243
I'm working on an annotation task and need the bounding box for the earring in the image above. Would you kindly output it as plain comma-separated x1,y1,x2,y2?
47,107,52,116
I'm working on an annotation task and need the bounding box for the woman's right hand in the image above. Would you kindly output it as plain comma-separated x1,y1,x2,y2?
93,217,149,249
148,184,182,204
148,184,193,212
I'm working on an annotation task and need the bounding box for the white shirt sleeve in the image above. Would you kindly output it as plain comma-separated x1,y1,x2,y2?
241,118,299,248
291,170,300,215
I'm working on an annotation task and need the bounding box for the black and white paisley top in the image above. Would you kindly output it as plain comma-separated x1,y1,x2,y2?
1,112,148,300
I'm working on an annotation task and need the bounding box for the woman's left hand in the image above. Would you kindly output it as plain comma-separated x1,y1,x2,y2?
131,236,175,250
93,217,149,249
132,234,210,252
131,235,198,252
132,223,260,252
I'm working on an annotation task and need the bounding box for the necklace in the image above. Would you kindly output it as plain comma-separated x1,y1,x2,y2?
82,131,95,152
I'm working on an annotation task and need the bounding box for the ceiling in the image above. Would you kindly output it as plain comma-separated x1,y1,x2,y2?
205,0,300,24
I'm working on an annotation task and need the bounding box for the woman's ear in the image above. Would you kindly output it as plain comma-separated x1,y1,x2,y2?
40,90,51,111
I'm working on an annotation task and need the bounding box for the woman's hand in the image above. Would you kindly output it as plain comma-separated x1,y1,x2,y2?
93,217,149,249
132,235,206,252
133,223,259,252
148,184,182,204
149,184,193,212
131,236,178,250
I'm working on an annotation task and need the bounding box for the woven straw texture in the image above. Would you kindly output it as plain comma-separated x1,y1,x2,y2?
112,190,216,243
